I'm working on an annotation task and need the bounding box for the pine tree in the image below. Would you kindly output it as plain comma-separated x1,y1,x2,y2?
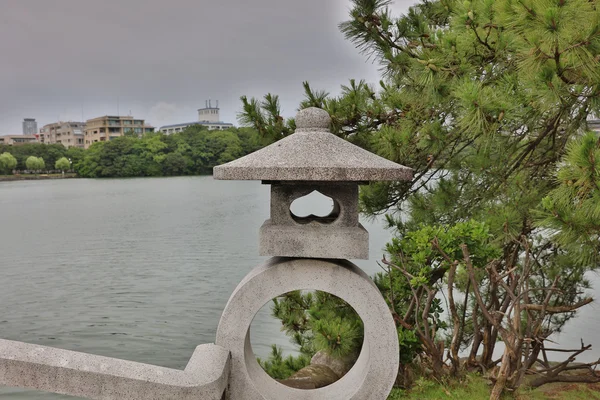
240,0,600,393
258,291,364,379
537,131,600,266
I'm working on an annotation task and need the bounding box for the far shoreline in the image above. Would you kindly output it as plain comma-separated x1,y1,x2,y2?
0,173,217,182
0,173,78,182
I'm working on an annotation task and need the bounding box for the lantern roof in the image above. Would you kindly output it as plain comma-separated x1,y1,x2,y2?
213,107,412,182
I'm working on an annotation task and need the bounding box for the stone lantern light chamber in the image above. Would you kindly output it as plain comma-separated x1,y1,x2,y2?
213,107,413,260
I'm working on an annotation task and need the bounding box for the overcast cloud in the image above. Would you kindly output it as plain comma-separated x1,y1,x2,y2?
0,0,416,134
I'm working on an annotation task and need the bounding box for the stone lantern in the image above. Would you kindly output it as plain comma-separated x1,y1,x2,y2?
214,107,412,260
212,108,413,399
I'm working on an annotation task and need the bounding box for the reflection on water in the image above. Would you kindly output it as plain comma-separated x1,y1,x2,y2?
0,177,597,398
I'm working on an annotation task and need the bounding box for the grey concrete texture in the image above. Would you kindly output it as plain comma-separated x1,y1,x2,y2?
213,107,413,182
216,257,400,400
0,339,230,399
260,221,369,259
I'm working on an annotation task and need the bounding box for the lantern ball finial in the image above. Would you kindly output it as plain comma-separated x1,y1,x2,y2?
295,107,331,131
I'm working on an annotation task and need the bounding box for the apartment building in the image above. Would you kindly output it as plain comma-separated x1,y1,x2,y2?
84,116,154,149
159,120,234,134
159,101,234,134
40,122,86,148
0,135,39,145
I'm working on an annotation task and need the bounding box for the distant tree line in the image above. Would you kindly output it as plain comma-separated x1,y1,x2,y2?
0,143,84,174
0,125,265,178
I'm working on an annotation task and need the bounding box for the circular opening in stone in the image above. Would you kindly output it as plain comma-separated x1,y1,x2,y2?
289,191,340,224
249,290,364,390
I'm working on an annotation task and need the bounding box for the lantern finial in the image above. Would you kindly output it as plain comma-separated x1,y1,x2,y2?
295,107,331,131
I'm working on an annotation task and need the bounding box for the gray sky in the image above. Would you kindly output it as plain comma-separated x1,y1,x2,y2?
0,0,416,134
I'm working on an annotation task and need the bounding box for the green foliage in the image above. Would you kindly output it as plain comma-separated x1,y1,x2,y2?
312,316,362,358
536,131,600,267
25,156,45,171
241,0,600,388
258,291,363,385
0,127,262,178
0,143,68,171
240,0,600,216
396,328,420,365
238,95,295,143
271,291,363,359
386,221,499,270
375,221,499,363
387,374,500,399
0,152,17,174
387,373,600,399
65,146,86,167
76,126,262,178
55,157,71,171
257,345,311,380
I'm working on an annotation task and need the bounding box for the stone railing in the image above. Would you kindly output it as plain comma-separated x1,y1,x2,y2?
0,339,229,399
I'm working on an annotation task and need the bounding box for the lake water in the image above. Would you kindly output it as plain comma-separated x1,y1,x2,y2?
0,177,598,398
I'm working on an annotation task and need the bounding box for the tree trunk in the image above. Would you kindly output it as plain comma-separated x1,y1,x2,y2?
490,351,510,400
529,373,600,388
481,325,494,367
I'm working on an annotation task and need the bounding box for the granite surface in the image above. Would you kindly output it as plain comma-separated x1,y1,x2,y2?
262,182,368,258
259,220,369,259
269,183,358,227
216,257,399,399
0,340,230,399
214,107,413,182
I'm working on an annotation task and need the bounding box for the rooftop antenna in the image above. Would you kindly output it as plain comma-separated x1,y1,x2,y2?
205,100,208,108
210,99,212,108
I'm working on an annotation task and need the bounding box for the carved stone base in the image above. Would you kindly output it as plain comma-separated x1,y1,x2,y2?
216,257,399,400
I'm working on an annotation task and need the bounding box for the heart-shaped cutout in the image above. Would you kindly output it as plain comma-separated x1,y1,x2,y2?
290,190,339,224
